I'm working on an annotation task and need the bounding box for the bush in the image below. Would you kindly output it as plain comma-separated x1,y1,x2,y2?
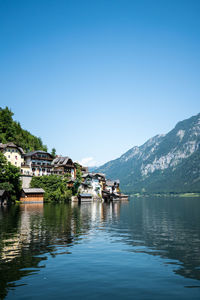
30,175,72,202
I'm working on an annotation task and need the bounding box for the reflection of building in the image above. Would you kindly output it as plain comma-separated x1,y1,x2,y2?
24,150,53,176
0,203,44,263
79,201,121,224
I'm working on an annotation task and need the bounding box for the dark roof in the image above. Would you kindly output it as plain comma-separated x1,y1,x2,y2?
0,143,24,154
79,193,92,198
81,181,91,187
24,150,52,157
0,190,6,197
106,179,120,186
82,173,93,178
93,173,106,179
52,156,73,166
23,188,45,194
106,180,115,186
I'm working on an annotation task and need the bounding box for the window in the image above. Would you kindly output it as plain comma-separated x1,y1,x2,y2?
8,155,10,158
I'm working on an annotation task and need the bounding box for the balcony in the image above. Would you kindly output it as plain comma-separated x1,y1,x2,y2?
32,163,52,168
31,156,53,161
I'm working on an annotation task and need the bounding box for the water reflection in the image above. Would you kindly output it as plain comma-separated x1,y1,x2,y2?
0,198,200,298
114,197,200,281
0,202,122,298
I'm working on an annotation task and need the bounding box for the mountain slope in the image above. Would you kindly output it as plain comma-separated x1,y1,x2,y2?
96,113,200,193
0,107,48,152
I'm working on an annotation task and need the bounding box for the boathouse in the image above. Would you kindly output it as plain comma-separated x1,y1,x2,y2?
78,193,93,202
20,188,45,203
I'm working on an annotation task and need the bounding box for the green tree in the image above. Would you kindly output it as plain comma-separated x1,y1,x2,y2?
30,175,72,202
51,148,56,158
0,107,48,152
0,152,21,202
73,165,82,195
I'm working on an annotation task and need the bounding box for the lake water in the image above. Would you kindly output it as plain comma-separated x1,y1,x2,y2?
0,197,200,299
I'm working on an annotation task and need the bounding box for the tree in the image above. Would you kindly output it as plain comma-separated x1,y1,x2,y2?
51,148,56,158
30,174,72,202
73,165,82,195
0,106,48,152
0,152,21,202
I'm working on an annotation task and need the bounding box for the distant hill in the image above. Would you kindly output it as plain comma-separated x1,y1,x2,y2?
0,107,48,152
96,113,200,194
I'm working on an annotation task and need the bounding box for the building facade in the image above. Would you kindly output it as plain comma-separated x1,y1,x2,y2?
24,151,53,176
52,156,75,178
0,142,24,168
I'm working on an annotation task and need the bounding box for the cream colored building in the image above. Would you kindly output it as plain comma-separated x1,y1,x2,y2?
0,142,28,172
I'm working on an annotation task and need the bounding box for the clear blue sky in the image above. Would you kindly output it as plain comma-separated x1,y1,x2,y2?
0,0,200,166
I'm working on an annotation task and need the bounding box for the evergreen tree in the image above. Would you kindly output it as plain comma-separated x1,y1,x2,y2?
51,148,56,158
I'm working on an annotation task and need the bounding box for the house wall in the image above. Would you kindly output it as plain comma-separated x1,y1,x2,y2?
20,194,44,203
2,147,23,168
21,176,33,188
24,155,52,176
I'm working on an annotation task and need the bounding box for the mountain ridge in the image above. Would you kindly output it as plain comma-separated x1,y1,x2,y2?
96,113,200,193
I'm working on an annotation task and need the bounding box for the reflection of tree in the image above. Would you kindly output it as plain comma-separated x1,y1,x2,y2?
0,202,122,298
0,204,79,299
116,197,200,281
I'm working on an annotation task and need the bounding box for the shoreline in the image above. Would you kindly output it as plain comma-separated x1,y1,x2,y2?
128,192,200,198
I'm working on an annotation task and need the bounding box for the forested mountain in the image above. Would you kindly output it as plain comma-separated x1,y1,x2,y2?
0,107,47,152
96,113,200,194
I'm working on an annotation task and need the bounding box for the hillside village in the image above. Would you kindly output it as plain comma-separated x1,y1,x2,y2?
0,142,127,203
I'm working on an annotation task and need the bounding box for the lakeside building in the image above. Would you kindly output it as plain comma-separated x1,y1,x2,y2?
105,180,120,194
0,142,25,169
79,173,124,202
74,162,88,175
20,188,45,203
0,143,87,180
52,156,75,178
0,142,126,202
24,150,53,176
81,173,102,199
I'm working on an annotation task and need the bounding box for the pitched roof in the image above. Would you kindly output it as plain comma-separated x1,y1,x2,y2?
106,179,120,186
79,193,93,198
0,143,24,154
52,156,73,166
106,180,115,187
24,150,52,157
82,173,93,178
93,173,106,179
23,188,45,194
